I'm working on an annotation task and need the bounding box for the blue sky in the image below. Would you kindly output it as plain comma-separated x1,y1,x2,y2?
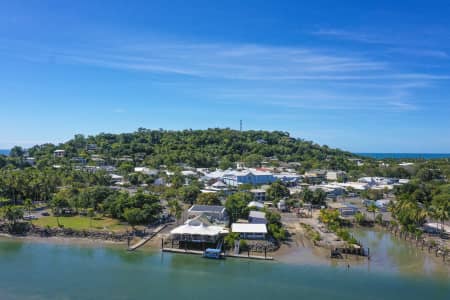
1,0,450,152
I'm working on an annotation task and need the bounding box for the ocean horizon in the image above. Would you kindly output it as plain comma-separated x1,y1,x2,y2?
356,153,450,159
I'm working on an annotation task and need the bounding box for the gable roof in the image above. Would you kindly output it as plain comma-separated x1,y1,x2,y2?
249,211,266,219
189,205,225,213
231,223,267,234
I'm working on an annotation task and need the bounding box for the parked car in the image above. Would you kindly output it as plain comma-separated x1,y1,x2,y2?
42,212,50,216
23,215,38,220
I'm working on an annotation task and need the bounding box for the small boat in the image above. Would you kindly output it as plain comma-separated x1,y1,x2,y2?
203,248,222,259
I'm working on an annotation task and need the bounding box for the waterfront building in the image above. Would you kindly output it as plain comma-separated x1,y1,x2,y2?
327,202,359,217
423,222,450,236
170,214,228,243
231,223,267,240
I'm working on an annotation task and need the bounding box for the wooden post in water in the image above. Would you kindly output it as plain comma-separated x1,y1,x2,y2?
264,247,267,259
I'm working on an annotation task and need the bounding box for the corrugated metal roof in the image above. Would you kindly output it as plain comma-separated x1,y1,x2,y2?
231,223,267,233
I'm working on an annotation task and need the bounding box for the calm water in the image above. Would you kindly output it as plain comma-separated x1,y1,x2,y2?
356,153,450,159
0,236,449,300
351,228,450,278
0,149,9,155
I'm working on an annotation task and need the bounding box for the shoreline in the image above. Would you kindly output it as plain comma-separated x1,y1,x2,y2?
0,233,125,248
2,226,449,277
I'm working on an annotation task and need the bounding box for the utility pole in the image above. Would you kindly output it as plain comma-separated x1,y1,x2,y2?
240,120,242,131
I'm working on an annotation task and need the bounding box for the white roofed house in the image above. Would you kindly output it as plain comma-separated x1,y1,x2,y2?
231,223,267,240
247,201,265,210
188,205,228,224
248,211,267,224
222,169,276,187
211,180,227,189
110,174,124,184
273,173,301,186
134,167,159,176
53,149,65,158
170,214,229,243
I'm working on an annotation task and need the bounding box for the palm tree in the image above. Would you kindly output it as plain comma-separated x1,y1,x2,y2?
4,206,24,229
24,198,34,224
430,194,450,235
168,199,183,225
87,208,95,228
367,203,378,222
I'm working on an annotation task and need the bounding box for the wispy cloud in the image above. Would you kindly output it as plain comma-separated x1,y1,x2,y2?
388,101,418,111
2,39,394,81
2,37,449,113
387,48,449,59
311,28,449,59
113,108,126,113
311,29,383,44
212,88,420,112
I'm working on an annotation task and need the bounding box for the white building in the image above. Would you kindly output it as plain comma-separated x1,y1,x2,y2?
222,169,275,186
247,201,265,210
25,157,36,166
171,215,228,243
250,188,267,202
53,149,65,158
273,173,301,186
248,211,267,224
231,223,267,240
188,205,228,223
326,170,347,182
134,167,159,176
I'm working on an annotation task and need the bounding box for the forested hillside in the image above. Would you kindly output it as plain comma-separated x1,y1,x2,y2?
8,128,359,171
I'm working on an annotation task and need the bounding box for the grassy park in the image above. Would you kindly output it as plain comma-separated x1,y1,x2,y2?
34,216,129,232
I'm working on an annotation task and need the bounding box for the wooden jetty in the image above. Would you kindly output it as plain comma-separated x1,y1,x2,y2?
161,247,273,261
128,224,167,251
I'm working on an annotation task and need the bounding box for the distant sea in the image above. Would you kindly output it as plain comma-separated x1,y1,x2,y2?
0,149,9,155
356,153,450,159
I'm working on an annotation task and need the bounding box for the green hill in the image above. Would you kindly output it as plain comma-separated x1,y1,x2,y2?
24,128,358,171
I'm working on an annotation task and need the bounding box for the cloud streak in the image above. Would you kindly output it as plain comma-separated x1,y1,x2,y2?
2,37,448,113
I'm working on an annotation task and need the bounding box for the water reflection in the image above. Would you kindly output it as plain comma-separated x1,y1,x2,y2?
0,237,449,300
0,239,24,257
352,228,450,279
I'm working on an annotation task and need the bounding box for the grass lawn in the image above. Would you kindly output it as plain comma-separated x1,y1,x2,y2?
34,215,129,232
